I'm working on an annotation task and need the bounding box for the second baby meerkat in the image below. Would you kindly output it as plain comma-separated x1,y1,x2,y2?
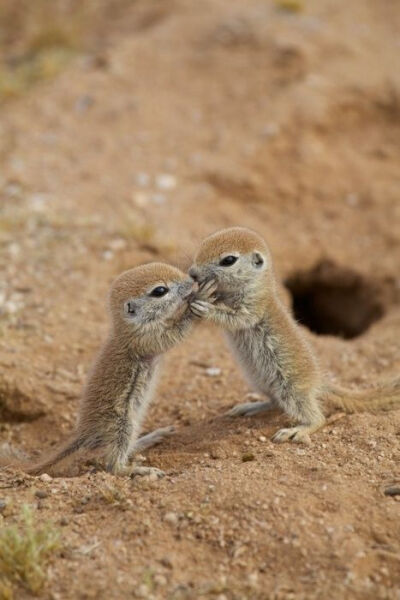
1,263,216,476
189,227,399,443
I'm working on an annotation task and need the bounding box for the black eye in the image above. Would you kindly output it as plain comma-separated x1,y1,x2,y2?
150,286,169,298
126,301,136,315
219,255,238,267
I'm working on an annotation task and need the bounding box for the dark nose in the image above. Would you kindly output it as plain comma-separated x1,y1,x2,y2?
189,267,198,281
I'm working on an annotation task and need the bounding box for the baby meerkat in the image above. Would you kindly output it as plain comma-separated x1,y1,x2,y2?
1,263,215,476
189,227,400,443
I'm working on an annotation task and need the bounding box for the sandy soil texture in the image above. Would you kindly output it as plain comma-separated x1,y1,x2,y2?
0,1,399,598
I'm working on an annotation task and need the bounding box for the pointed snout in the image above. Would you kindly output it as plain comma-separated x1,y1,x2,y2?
179,278,198,299
189,266,199,281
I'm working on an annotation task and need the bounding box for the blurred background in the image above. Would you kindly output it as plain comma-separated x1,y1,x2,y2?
0,1,399,598
1,0,399,341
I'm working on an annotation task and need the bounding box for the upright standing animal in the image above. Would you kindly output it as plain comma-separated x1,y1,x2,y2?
1,263,215,476
189,227,399,443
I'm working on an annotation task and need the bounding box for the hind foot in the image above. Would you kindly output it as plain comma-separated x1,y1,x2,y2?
130,466,165,479
271,426,312,445
132,426,175,453
225,400,274,417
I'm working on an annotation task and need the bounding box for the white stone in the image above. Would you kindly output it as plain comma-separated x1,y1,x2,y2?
108,238,127,251
155,174,177,190
132,191,148,207
163,512,179,525
102,250,113,261
205,367,221,377
29,194,48,212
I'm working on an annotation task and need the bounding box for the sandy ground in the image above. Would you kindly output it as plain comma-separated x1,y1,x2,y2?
0,1,399,598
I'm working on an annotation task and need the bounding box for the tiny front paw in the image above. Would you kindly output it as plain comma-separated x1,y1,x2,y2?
197,279,218,302
190,299,213,318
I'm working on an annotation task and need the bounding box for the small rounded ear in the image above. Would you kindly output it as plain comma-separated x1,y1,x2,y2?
251,251,265,269
124,300,136,316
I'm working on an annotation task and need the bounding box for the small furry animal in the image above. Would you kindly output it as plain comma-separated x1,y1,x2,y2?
1,263,215,476
189,227,400,443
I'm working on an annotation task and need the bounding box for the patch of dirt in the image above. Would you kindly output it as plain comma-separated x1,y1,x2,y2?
0,0,399,598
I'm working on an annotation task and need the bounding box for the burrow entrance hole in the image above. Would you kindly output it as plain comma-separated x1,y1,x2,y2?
285,260,394,340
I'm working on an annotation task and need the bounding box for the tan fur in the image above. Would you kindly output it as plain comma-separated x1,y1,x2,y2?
189,227,400,443
1,263,213,476
196,228,269,265
109,263,186,313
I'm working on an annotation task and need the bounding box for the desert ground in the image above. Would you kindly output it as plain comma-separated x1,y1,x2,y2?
0,1,399,598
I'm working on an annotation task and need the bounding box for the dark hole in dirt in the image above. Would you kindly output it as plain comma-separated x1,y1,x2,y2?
0,381,44,423
285,260,389,339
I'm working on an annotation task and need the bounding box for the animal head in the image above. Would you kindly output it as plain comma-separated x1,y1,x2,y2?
189,227,272,298
109,263,194,337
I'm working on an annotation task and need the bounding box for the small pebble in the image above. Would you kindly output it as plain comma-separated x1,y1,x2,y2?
242,452,255,462
102,250,114,261
0,499,8,512
108,238,126,251
160,556,173,569
248,572,258,587
39,473,52,483
35,490,49,499
8,243,21,258
132,191,148,207
155,174,177,190
154,574,167,586
345,193,359,207
29,194,48,212
136,583,149,598
164,512,179,525
205,367,221,377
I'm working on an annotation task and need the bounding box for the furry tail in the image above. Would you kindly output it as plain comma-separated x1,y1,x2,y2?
322,376,400,415
0,437,83,475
